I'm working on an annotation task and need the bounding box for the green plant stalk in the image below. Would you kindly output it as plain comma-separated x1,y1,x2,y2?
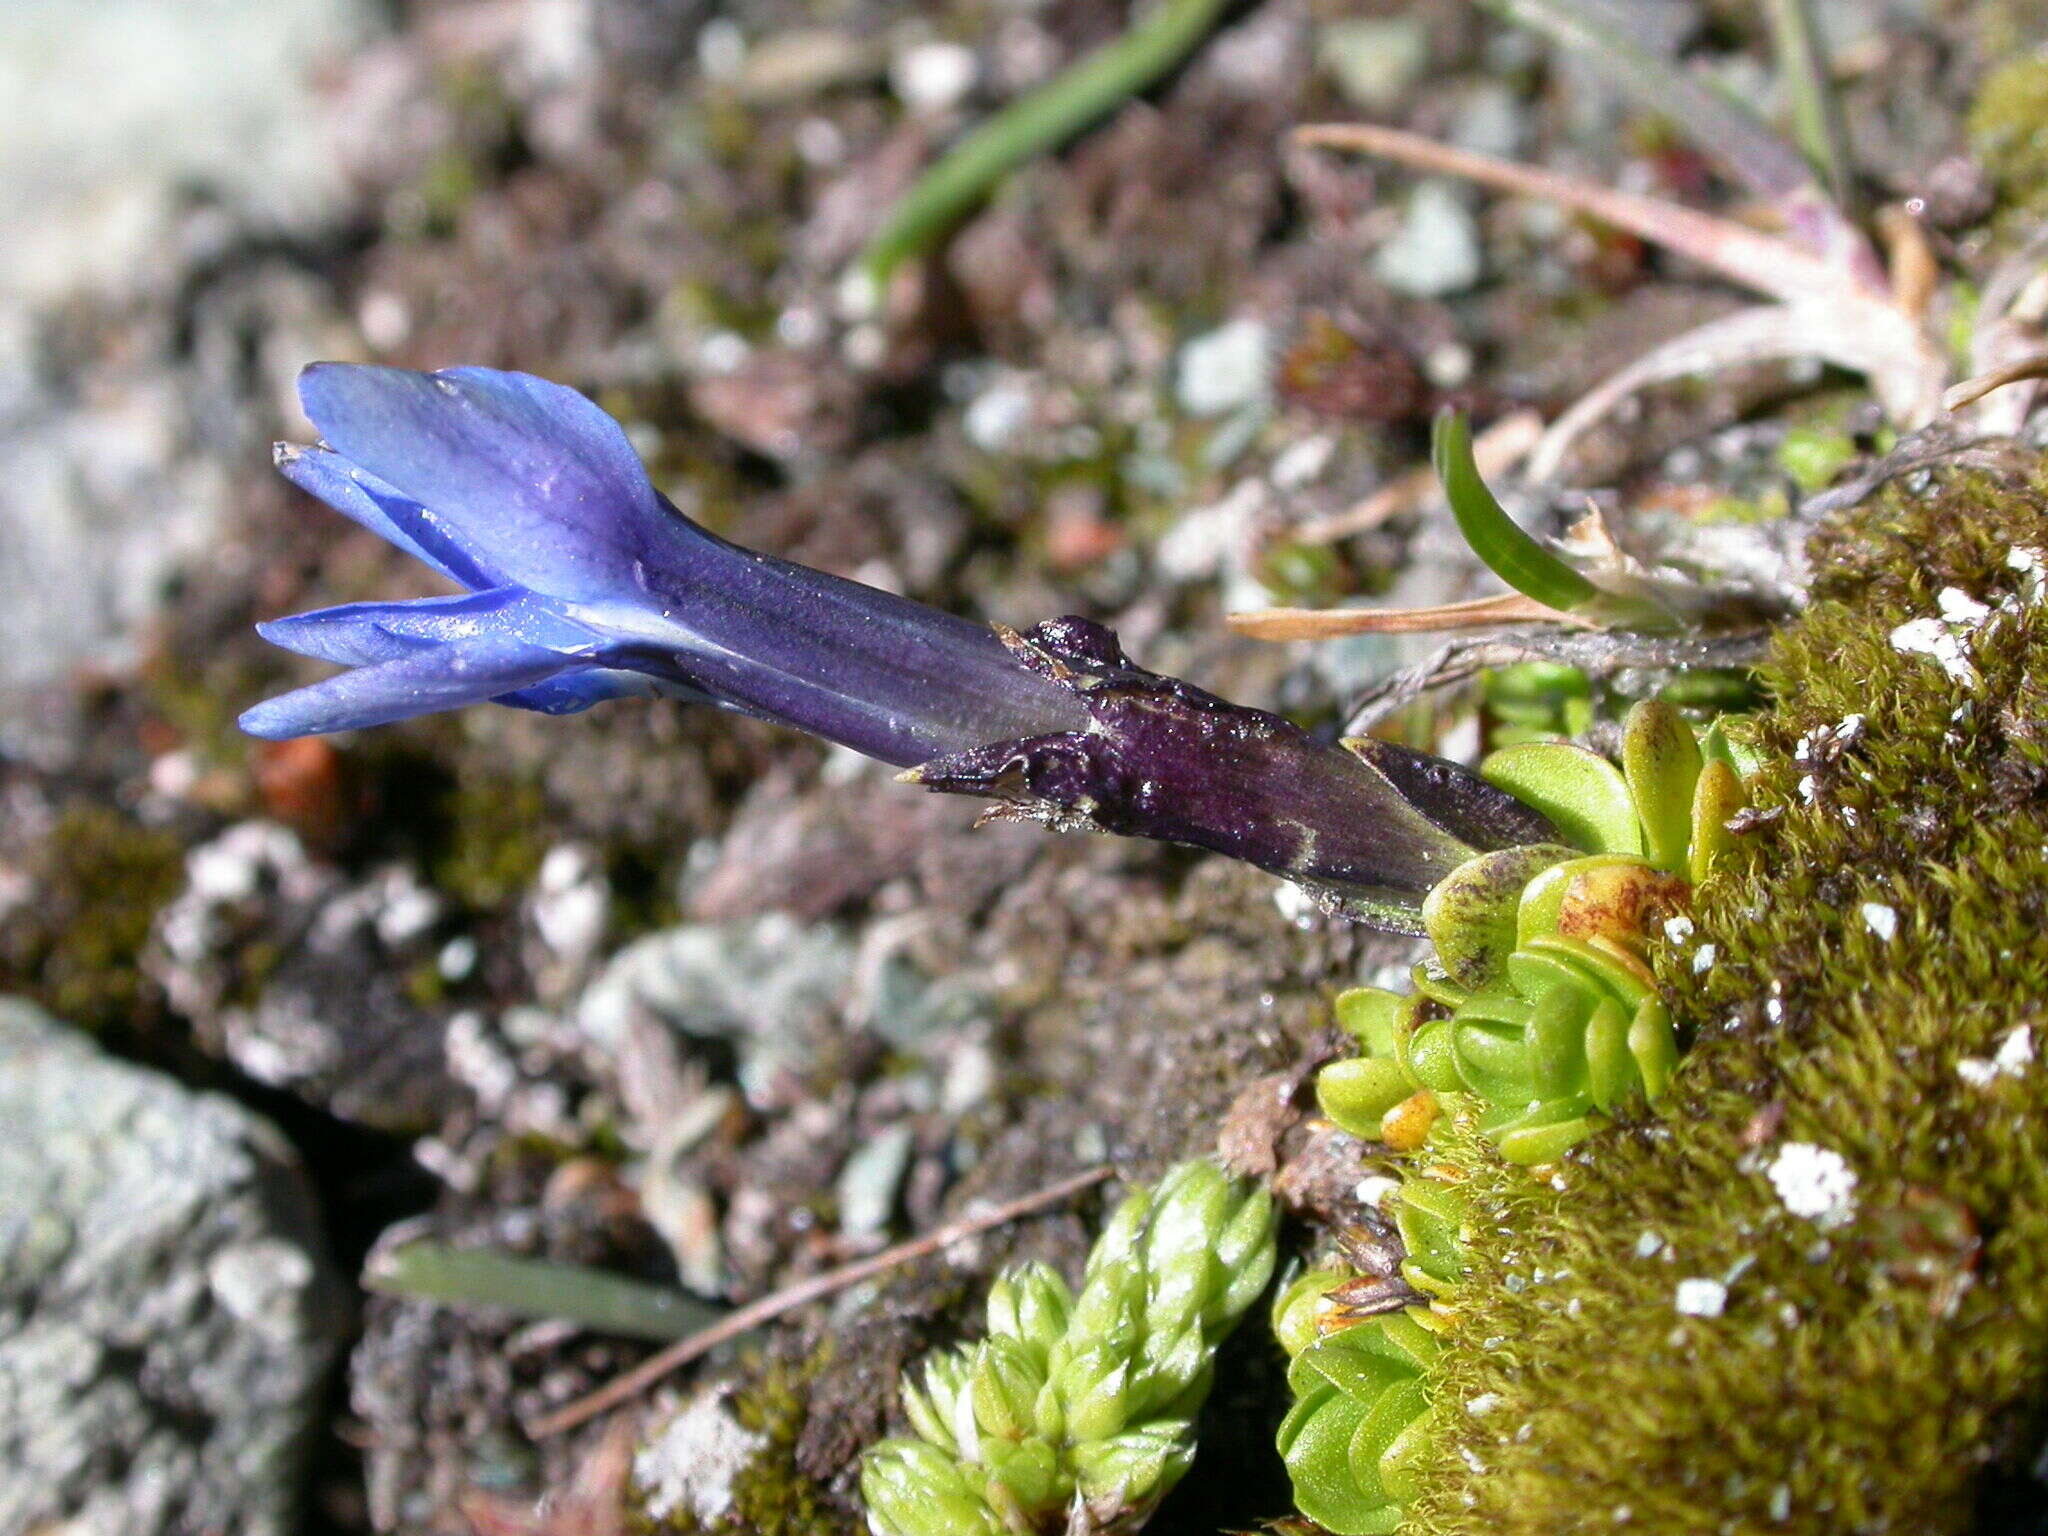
364,1241,726,1343
854,0,1229,297
1761,0,1854,213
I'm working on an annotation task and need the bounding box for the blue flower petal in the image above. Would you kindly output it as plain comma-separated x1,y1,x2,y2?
255,588,599,668
274,444,499,590
297,364,670,602
237,635,582,739
498,668,668,715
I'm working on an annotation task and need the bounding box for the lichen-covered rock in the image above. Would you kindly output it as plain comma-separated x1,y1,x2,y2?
0,999,346,1536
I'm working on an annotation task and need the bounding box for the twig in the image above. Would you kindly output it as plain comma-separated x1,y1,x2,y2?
1229,593,1587,640
526,1165,1114,1437
1288,408,1543,546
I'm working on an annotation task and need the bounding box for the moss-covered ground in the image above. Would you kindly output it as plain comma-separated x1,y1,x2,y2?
1401,462,2048,1535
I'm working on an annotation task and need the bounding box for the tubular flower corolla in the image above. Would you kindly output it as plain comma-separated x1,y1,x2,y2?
242,364,1558,928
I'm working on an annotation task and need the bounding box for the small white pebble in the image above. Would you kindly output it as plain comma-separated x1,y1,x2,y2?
1465,1392,1503,1416
1836,713,1865,742
1765,1142,1858,1228
1460,1447,1487,1473
1937,586,1992,626
1692,943,1717,974
1797,774,1819,804
1663,915,1695,943
1675,1278,1727,1317
1353,1174,1401,1209
1634,1230,1665,1259
1995,1025,2035,1073
1770,1484,1792,1523
1860,902,1898,941
890,41,978,114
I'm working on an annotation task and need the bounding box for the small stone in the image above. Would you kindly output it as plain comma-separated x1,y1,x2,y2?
1674,1278,1728,1317
836,1122,915,1239
891,40,978,114
1316,17,1429,111
1176,318,1272,417
1860,902,1898,941
1373,181,1482,297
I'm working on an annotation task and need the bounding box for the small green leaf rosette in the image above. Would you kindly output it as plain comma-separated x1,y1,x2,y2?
1317,702,1750,1164
1271,1177,1473,1535
859,1160,1277,1536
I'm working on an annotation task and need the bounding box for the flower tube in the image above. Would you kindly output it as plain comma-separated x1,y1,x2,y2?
243,365,1555,929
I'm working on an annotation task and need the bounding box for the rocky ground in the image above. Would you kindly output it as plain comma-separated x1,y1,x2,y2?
1,0,2043,1532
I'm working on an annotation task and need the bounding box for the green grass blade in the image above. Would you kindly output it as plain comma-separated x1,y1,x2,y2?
854,0,1229,299
365,1241,727,1343
1433,410,1599,613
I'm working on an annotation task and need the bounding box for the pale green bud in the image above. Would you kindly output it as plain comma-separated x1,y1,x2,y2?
985,1261,1071,1362
980,1433,1065,1515
1061,1352,1135,1444
1130,1322,1207,1416
900,1348,974,1454
858,1439,1006,1536
1069,1422,1196,1507
970,1335,1046,1444
1210,1187,1281,1329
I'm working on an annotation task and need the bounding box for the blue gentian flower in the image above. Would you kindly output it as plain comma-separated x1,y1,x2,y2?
245,364,1555,930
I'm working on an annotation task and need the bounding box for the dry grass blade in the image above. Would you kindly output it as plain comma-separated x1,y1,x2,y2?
1289,409,1544,546
1941,351,2048,414
1293,122,1848,308
525,1165,1113,1438
1230,593,1585,639
1525,299,1942,482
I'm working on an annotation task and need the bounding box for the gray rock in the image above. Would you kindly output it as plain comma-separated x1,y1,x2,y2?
0,1000,346,1536
0,0,375,308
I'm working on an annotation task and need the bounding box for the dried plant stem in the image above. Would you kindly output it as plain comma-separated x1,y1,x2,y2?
527,1165,1113,1437
1942,351,2048,414
1231,593,1586,640
1294,122,1847,308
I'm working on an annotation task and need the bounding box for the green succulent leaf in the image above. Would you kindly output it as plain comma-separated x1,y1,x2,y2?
1423,843,1580,989
1481,742,1644,856
1622,701,1706,872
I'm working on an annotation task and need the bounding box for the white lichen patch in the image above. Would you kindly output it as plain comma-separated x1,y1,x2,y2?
634,1387,770,1524
1860,902,1898,941
1674,1278,1727,1317
1958,1025,2034,1088
1765,1142,1858,1228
